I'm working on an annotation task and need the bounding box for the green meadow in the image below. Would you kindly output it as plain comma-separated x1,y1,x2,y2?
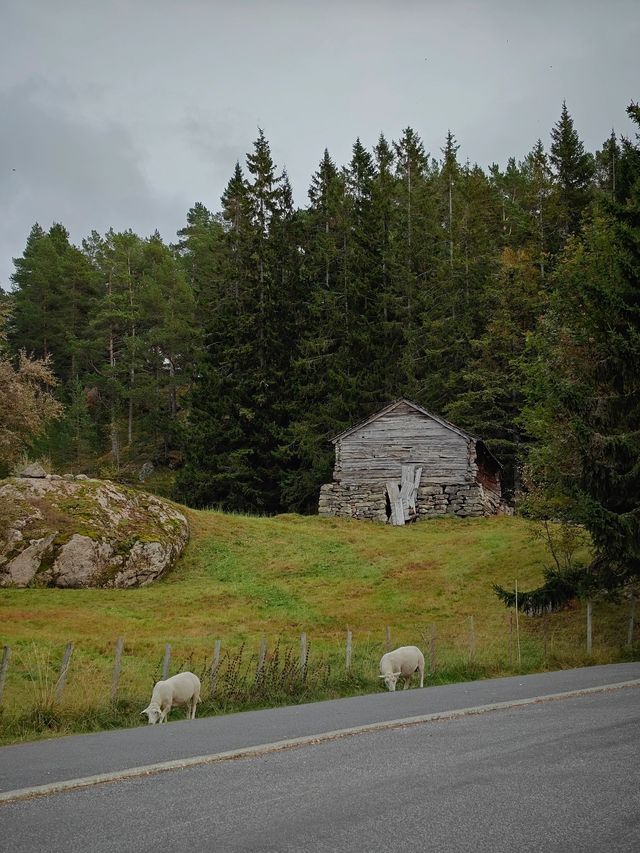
0,511,635,744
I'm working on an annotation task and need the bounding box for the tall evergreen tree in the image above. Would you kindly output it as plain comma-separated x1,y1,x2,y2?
10,223,99,384
549,102,595,237
177,132,300,511
411,133,495,412
391,128,428,334
521,102,640,592
280,150,349,511
446,246,545,496
175,202,226,317
594,130,621,201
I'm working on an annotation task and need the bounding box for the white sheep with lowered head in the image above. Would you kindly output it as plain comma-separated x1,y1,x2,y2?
379,645,425,692
141,671,201,724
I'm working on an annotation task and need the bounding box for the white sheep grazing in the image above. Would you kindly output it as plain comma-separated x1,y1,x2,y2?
141,671,201,725
379,646,425,692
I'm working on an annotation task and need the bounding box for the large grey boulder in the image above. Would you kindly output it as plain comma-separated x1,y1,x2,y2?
17,462,47,478
0,476,189,588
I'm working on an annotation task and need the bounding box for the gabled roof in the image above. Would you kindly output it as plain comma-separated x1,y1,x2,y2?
330,397,501,468
331,398,476,443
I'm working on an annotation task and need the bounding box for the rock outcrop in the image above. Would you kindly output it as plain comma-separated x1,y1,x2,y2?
0,474,189,588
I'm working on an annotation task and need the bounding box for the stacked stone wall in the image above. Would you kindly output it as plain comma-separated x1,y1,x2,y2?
318,483,387,522
319,481,499,521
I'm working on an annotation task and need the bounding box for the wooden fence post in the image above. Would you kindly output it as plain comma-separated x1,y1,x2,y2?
346,630,352,673
300,632,308,673
385,626,392,652
468,616,475,663
110,637,125,701
515,580,522,666
162,643,171,680
256,636,267,680
429,626,437,675
509,612,514,668
627,594,635,648
0,645,10,707
54,642,74,703
586,601,593,655
210,639,221,697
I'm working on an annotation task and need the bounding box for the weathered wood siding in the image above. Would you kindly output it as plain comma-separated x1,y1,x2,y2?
334,403,472,486
318,399,504,521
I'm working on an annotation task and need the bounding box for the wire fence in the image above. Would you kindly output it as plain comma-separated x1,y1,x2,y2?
0,599,636,743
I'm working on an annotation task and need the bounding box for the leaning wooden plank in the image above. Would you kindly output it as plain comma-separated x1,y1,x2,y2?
386,480,405,526
408,466,423,517
400,465,417,521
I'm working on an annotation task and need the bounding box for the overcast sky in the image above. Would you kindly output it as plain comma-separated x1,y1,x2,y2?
2,0,639,290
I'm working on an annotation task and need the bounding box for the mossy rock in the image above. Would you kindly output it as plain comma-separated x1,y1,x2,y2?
0,475,189,588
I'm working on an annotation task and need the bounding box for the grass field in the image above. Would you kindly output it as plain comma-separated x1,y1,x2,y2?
0,510,636,744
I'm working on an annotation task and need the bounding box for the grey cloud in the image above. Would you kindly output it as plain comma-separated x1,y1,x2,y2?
1,0,639,290
0,79,185,289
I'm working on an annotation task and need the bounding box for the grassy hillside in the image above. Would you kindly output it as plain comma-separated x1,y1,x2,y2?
0,510,635,744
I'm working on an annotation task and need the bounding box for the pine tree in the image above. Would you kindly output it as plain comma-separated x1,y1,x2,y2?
521,139,565,273
411,133,495,412
594,130,621,201
446,246,545,496
521,103,640,591
341,137,387,406
10,223,99,384
177,132,300,511
85,229,143,465
137,235,200,449
280,150,349,511
175,202,226,317
9,223,55,360
549,102,595,237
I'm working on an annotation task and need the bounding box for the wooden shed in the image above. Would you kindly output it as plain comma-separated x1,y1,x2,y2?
318,398,503,524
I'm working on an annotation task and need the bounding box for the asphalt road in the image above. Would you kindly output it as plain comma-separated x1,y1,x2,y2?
1,661,639,795
1,683,639,852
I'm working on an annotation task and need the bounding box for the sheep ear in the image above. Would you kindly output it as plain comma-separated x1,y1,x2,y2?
378,674,387,678
140,708,149,716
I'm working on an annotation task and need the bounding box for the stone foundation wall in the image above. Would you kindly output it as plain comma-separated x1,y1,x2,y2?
318,483,388,522
318,481,499,521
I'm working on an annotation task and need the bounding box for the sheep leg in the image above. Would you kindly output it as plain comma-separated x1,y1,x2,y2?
402,674,411,690
419,661,424,688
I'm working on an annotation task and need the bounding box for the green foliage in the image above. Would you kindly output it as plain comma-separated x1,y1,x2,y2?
1,511,635,744
176,133,302,512
550,101,595,237
9,223,101,385
493,566,588,614
5,103,638,586
518,102,640,596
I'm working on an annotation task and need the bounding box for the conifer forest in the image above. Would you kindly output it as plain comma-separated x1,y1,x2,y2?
2,101,640,596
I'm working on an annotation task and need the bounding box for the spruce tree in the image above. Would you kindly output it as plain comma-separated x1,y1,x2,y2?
446,246,545,497
594,130,621,201
175,202,226,317
521,103,640,591
280,150,349,511
549,102,595,237
177,132,299,511
10,223,99,384
411,133,495,412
